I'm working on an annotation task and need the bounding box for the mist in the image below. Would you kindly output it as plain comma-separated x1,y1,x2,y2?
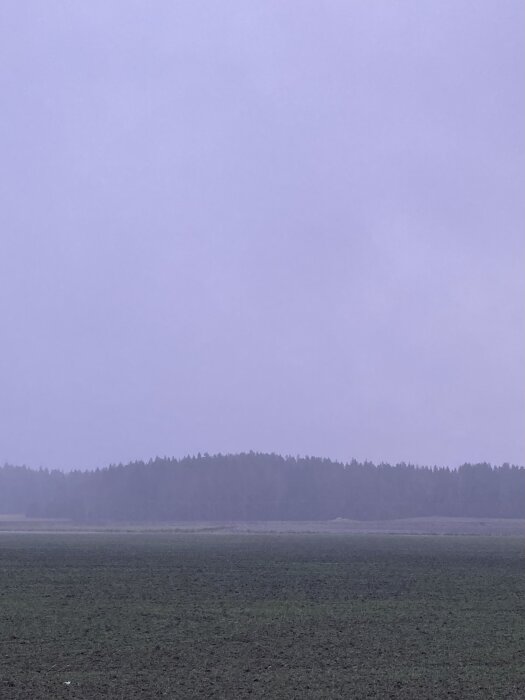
1,1,523,471
1,455,523,523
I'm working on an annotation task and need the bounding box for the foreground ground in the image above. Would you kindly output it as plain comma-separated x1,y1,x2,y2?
0,532,523,699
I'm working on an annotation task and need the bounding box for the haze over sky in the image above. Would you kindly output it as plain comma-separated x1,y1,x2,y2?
1,1,524,471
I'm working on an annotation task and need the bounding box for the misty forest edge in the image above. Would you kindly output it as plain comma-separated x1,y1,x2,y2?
1,453,523,523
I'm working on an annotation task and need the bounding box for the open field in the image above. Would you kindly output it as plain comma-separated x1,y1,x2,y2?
0,533,524,699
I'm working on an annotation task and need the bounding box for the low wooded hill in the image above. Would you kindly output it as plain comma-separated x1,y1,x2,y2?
0,453,523,522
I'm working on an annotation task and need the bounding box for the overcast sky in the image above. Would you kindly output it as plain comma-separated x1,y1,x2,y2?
0,1,523,470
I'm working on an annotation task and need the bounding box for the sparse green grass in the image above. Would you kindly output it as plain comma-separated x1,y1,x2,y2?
0,533,523,699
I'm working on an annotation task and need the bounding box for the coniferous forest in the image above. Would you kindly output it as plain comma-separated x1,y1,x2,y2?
0,453,523,523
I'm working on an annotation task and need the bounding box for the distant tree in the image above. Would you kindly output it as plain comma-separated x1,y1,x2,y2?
0,455,523,523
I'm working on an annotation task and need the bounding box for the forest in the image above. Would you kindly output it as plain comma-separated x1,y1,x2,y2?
0,453,523,523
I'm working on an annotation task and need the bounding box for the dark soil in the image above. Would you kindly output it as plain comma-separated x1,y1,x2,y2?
0,533,523,698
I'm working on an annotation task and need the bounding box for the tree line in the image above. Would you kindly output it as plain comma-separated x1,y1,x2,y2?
0,453,523,522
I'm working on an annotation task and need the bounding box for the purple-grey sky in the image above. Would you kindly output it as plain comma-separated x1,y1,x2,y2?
1,1,523,470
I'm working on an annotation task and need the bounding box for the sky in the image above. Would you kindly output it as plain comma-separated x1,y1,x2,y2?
0,1,523,471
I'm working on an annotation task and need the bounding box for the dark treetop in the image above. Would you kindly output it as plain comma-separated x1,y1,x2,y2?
1,453,523,523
